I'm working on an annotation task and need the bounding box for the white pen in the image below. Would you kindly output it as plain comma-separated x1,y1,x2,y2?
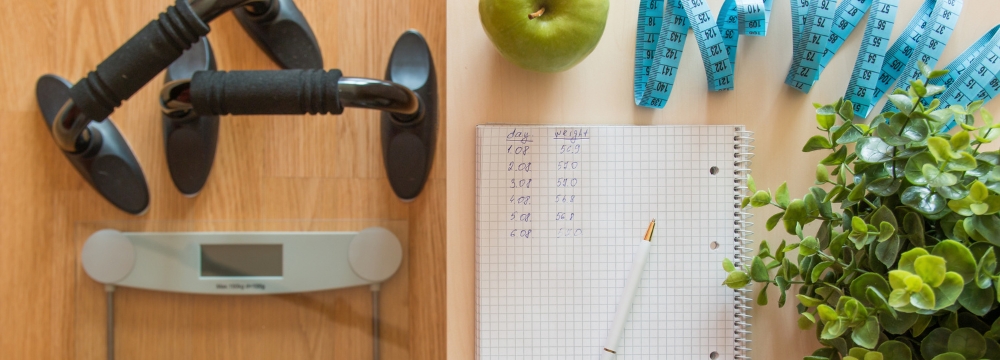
602,219,655,360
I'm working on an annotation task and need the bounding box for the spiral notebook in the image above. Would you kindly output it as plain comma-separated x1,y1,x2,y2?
475,125,754,359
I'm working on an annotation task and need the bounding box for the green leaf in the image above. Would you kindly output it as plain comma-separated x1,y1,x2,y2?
902,118,931,142
952,105,969,116
922,328,953,359
797,294,824,307
849,182,868,204
817,164,830,183
913,314,933,337
929,69,950,79
817,304,838,323
723,258,736,272
750,190,771,207
850,273,892,305
928,137,955,162
929,353,965,360
811,261,833,283
922,164,958,188
852,216,867,234
933,272,965,310
878,340,912,360
880,310,917,335
823,318,849,339
937,184,970,201
958,281,994,316
931,240,978,284
765,211,784,231
945,152,977,172
890,271,908,291
986,317,1000,340
868,177,902,197
850,347,872,360
798,312,816,329
857,137,894,163
723,271,751,288
747,174,756,193
865,352,885,360
878,222,896,242
783,199,808,234
775,182,790,207
900,248,930,273
852,316,880,349
776,276,789,307
822,146,849,166
914,255,947,287
840,100,855,121
751,256,769,282
918,61,933,78
837,124,865,144
913,80,928,97
972,216,1000,246
970,100,985,114
905,153,938,186
817,105,837,130
976,247,996,289
903,212,926,247
804,135,835,152
757,283,769,305
949,327,987,359
911,283,936,309
984,338,1000,360
890,94,915,115
902,186,947,215
889,288,909,308
800,236,820,256
876,237,903,268
951,131,971,151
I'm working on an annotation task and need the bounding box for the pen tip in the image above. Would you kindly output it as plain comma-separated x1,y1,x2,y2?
644,220,655,241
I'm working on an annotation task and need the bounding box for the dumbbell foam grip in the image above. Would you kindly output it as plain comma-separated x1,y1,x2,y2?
190,69,345,115
70,0,209,121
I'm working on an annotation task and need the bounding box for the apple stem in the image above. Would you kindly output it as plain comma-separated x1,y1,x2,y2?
528,7,545,20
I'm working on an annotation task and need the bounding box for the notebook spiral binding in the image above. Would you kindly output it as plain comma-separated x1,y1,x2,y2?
734,127,755,360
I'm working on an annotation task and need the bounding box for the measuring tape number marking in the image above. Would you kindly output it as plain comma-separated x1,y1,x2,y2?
634,0,772,108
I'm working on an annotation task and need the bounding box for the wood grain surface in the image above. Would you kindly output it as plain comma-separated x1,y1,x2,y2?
446,1,1000,359
0,0,445,358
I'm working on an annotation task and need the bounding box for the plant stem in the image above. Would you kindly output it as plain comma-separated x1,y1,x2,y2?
528,7,545,19
891,116,913,181
862,197,877,210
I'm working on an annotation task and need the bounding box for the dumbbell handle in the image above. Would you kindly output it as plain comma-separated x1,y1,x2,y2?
163,70,421,119
51,0,266,152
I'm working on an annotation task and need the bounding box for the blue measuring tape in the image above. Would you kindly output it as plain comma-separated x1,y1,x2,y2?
785,0,837,92
933,26,1000,131
634,0,772,108
634,0,1000,127
783,0,964,115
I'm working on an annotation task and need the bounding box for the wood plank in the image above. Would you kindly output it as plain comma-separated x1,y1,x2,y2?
0,0,445,358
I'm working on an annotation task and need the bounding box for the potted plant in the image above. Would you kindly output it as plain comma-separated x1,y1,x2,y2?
723,62,1000,360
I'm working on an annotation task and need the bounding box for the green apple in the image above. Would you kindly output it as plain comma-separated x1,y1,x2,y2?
479,0,610,73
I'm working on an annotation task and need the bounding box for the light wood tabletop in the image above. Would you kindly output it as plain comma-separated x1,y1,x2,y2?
0,0,445,358
446,1,1000,359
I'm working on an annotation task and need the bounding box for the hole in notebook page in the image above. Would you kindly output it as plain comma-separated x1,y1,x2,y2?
710,241,719,250
710,350,719,359
710,166,719,175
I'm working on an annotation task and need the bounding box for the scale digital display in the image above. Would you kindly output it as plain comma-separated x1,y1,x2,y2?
200,244,283,277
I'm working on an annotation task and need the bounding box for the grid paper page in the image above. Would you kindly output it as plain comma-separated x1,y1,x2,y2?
476,125,742,359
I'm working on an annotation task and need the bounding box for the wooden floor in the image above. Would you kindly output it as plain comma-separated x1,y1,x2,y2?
0,0,445,358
